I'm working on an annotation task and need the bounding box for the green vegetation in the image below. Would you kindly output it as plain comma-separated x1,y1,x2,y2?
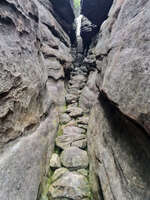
74,0,80,8
57,125,63,136
39,168,55,200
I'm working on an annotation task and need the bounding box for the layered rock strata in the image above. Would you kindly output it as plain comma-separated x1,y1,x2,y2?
80,0,150,199
0,0,74,199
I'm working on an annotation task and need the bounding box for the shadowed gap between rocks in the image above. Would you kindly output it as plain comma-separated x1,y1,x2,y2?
97,90,150,198
80,0,113,55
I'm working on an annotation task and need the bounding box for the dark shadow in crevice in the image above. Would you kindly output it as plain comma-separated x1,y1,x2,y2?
80,0,114,55
98,90,150,198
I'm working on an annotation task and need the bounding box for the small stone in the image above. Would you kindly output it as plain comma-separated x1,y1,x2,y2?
66,107,84,118
51,168,69,182
49,153,61,169
60,147,89,169
77,116,89,125
60,113,71,124
49,171,90,199
77,169,88,177
65,94,78,104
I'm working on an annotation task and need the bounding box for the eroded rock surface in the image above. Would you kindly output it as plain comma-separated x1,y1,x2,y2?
49,171,90,200
81,0,150,199
61,146,89,169
0,0,74,199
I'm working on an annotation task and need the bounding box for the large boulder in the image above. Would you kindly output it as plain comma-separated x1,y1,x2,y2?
95,0,150,134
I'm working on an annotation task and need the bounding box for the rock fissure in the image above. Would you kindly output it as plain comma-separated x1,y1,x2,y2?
40,55,93,199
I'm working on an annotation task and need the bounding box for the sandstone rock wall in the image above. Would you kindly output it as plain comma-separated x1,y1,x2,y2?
0,0,74,199
83,0,150,199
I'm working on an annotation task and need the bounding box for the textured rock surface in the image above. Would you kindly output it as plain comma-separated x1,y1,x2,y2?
83,0,150,199
94,0,150,133
0,0,74,199
56,132,87,150
60,113,71,124
61,147,89,169
49,171,90,200
66,106,84,117
1,0,150,199
81,0,113,53
49,153,61,168
88,102,150,200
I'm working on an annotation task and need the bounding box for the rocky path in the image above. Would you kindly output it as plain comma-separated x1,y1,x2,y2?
45,67,93,199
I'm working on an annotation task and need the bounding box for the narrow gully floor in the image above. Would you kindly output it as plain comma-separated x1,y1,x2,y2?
41,57,93,200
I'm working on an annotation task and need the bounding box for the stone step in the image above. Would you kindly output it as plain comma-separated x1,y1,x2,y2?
65,94,79,104
63,125,85,135
66,106,84,118
60,147,89,170
49,170,90,200
56,133,87,150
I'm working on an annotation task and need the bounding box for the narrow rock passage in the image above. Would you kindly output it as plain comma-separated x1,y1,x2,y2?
44,57,93,200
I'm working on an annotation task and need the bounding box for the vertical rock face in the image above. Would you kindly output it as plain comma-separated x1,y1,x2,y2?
84,0,150,199
81,0,113,26
80,0,113,53
0,0,74,200
50,0,76,45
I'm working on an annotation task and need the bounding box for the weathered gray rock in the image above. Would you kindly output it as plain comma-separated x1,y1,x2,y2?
56,133,87,150
65,94,78,104
60,113,71,124
72,139,87,149
87,102,150,200
77,169,88,177
56,126,86,150
77,116,89,125
70,74,87,84
78,124,88,130
81,0,150,199
0,0,73,199
56,133,87,149
49,171,90,200
95,0,150,134
60,147,89,169
49,153,61,169
0,107,59,200
67,88,82,96
63,125,85,135
51,168,69,183
63,119,77,127
79,71,99,113
67,102,78,109
66,106,84,117
46,58,64,80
